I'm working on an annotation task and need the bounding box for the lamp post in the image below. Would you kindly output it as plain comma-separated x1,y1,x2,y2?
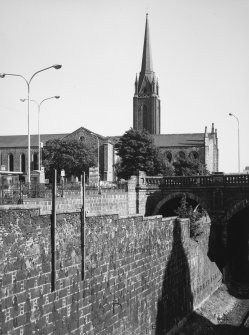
229,113,240,173
0,64,62,183
20,96,60,171
90,132,101,194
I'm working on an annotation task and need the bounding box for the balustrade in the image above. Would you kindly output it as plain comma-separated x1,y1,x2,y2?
145,174,249,188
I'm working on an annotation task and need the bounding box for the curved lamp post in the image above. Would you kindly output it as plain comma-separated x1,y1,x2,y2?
20,96,60,170
0,64,62,183
229,113,240,173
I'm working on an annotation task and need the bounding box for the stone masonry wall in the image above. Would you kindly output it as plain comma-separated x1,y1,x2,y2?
0,209,222,335
23,190,129,216
22,177,137,217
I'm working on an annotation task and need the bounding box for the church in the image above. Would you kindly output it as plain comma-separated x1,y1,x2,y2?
132,14,218,173
0,15,218,181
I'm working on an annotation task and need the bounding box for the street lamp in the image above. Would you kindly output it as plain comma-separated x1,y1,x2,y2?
90,132,101,194
20,96,60,170
229,113,240,173
0,64,62,183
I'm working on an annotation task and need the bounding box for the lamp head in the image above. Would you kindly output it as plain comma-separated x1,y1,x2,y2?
229,113,232,116
53,64,62,70
55,96,60,99
0,73,6,78
20,99,26,102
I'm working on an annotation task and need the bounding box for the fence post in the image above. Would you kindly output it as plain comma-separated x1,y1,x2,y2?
51,169,57,291
81,172,85,280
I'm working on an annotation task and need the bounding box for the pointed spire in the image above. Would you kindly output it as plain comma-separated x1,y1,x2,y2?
211,123,214,133
156,77,159,95
134,74,138,95
141,14,153,75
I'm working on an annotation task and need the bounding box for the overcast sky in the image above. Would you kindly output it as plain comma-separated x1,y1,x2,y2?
0,0,248,173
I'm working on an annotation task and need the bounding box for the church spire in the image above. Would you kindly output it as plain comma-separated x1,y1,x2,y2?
141,13,153,75
138,14,155,92
133,14,161,135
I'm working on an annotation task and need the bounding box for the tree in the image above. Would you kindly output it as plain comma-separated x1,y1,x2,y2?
43,138,96,180
157,151,175,176
115,128,161,180
173,157,209,176
175,195,206,240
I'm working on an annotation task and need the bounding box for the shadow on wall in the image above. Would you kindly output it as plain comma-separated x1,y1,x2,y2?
155,219,193,334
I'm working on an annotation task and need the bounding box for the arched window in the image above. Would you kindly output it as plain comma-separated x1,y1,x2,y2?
8,153,14,171
165,151,172,163
189,151,198,160
33,153,38,170
178,151,186,159
142,105,148,130
21,154,26,173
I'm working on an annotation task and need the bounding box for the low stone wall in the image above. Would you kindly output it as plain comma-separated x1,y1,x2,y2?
23,190,129,216
22,178,137,217
0,208,222,334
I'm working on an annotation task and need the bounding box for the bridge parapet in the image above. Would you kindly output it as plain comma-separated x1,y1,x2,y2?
145,174,249,188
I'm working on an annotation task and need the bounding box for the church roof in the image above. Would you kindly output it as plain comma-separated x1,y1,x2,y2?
152,133,204,147
107,133,205,148
0,133,67,148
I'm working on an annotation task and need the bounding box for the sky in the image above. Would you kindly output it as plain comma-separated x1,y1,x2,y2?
0,0,249,173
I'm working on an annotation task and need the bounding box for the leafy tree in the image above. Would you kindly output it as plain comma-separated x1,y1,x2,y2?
115,128,162,180
43,138,96,180
173,157,209,176
175,195,206,240
157,152,175,176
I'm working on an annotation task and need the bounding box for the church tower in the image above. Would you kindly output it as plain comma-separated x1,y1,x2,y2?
133,14,161,134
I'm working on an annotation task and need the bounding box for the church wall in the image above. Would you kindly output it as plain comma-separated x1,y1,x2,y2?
159,146,205,165
103,142,114,181
205,133,218,173
0,147,38,173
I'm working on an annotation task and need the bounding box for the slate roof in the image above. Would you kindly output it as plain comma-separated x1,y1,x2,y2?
152,133,204,148
107,133,205,148
0,134,68,148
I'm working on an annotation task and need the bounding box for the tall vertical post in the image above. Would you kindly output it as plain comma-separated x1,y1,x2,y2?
237,121,240,173
81,172,86,280
27,85,31,183
51,169,57,291
229,113,240,173
38,104,41,171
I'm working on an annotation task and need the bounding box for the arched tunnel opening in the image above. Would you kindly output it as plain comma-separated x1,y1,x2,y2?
158,196,200,218
227,206,249,286
157,195,208,241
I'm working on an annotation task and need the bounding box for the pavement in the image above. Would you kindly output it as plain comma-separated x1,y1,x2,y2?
175,284,249,335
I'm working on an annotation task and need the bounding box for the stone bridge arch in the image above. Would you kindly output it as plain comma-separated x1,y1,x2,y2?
226,199,249,221
152,191,208,216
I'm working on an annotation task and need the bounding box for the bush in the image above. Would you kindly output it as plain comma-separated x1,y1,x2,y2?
175,195,205,241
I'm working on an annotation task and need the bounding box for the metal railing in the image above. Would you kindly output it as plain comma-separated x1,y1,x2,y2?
145,174,249,188
0,180,128,205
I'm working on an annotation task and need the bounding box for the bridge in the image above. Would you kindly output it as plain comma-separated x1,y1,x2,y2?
137,172,249,222
136,172,249,284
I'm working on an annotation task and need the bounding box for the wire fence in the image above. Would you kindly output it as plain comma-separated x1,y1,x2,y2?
0,180,128,205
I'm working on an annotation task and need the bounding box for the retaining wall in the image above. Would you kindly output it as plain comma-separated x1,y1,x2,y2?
0,208,221,334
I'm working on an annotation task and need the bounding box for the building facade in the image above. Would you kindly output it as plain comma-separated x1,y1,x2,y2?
0,14,218,180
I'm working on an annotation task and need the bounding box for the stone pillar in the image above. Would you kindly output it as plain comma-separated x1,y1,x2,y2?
136,171,147,215
127,175,137,215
